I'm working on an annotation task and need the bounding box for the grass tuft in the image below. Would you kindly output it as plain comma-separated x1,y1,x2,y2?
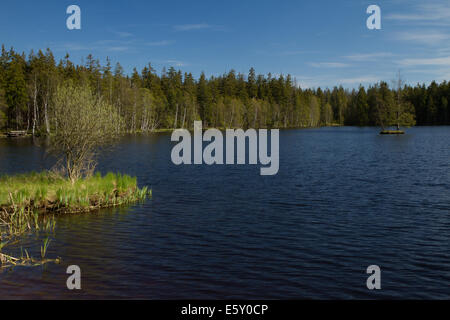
0,171,151,268
0,171,150,214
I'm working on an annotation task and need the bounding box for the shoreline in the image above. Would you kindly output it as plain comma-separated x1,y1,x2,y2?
0,125,361,139
4,124,441,139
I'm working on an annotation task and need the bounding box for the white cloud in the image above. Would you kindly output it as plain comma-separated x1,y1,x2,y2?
308,62,349,68
146,40,174,46
52,41,133,53
398,56,450,66
279,50,311,56
164,59,186,67
54,43,90,51
292,76,322,89
115,31,134,38
386,2,450,26
394,31,450,45
173,23,211,31
292,75,383,88
106,46,129,52
338,76,381,85
173,23,226,31
344,52,394,61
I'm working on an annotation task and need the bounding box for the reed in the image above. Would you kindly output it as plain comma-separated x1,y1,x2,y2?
0,171,151,268
0,171,151,214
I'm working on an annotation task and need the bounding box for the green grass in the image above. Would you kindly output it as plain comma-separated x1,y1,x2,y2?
0,171,151,268
0,171,151,214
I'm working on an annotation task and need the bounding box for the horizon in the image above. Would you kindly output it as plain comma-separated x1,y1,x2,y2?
0,0,449,89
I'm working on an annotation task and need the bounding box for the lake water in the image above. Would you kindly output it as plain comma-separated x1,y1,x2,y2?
0,127,449,299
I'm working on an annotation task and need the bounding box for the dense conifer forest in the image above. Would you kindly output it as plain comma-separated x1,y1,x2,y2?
0,45,449,133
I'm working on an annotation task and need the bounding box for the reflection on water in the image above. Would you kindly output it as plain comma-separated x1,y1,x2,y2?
0,127,449,299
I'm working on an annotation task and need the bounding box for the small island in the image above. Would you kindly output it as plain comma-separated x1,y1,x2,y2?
380,130,405,134
0,171,149,215
376,72,415,135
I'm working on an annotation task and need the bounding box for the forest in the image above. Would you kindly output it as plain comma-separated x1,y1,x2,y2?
0,45,449,134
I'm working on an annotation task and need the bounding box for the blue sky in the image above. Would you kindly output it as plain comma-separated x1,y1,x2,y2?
0,0,449,88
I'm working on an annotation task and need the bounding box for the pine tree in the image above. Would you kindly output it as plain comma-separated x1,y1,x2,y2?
5,53,28,129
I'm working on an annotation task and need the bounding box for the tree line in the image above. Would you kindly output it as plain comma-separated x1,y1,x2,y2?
0,45,449,133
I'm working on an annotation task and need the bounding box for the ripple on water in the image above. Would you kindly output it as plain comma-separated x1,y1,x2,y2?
0,127,449,299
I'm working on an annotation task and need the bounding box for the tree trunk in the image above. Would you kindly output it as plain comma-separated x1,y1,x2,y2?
32,76,38,136
44,100,50,134
174,104,179,129
182,106,186,128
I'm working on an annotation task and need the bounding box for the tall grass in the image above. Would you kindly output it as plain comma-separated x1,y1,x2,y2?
0,171,151,268
0,171,150,214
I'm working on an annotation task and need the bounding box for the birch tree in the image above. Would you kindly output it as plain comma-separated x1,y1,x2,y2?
50,81,123,183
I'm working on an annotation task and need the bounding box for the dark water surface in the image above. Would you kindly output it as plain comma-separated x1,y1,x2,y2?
0,127,449,299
